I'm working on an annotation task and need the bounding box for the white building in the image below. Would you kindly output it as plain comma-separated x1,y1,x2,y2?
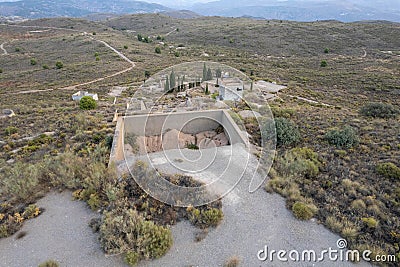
72,91,98,101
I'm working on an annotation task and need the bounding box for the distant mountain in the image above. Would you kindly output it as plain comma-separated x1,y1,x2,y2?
189,0,400,22
161,10,201,19
0,0,171,19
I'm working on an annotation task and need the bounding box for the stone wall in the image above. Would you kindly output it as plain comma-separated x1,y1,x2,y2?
109,110,248,164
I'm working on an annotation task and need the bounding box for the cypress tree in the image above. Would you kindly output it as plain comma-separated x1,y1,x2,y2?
165,76,170,92
206,68,212,81
202,63,207,82
170,69,176,89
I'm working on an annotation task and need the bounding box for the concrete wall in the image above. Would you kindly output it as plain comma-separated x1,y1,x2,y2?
109,110,248,164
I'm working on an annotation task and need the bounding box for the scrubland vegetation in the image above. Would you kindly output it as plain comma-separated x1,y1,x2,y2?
0,14,399,265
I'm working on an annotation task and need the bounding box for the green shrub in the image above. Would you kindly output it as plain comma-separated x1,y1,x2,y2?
376,162,400,179
4,126,18,136
271,107,294,118
278,147,322,179
23,204,41,219
0,225,9,238
275,118,301,146
87,193,101,210
359,102,399,119
186,143,199,150
0,162,41,201
351,199,366,211
42,64,49,69
362,217,378,229
30,58,37,65
188,208,224,228
325,125,358,148
99,208,172,260
324,48,330,53
125,251,139,266
155,47,161,54
320,60,327,67
292,202,317,220
138,220,173,259
55,61,63,69
0,68,3,73
79,96,97,110
38,260,59,267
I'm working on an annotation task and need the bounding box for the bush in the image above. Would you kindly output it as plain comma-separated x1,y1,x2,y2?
30,58,37,65
38,260,59,267
376,162,400,179
351,199,366,211
324,48,330,53
99,208,172,260
42,64,49,69
186,143,199,150
278,147,322,179
4,126,18,136
0,162,41,202
325,125,358,148
55,61,63,69
359,102,399,119
155,47,161,54
292,202,317,220
320,60,327,67
362,217,378,229
188,208,224,228
79,96,97,110
275,118,301,146
125,251,139,266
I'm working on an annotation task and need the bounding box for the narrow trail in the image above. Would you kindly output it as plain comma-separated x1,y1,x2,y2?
284,94,333,107
165,28,177,36
58,35,135,91
0,42,8,55
1,24,136,95
362,48,367,58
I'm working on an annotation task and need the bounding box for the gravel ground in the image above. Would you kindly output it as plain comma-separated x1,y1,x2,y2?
0,191,126,267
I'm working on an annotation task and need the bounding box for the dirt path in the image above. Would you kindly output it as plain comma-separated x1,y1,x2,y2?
284,94,333,107
1,24,136,94
0,191,126,267
362,48,367,58
58,36,135,91
165,27,177,36
0,42,8,55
